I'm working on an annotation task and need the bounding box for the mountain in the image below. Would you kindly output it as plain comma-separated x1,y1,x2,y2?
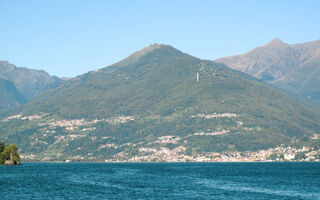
215,39,320,108
0,61,64,101
0,78,26,110
0,44,319,161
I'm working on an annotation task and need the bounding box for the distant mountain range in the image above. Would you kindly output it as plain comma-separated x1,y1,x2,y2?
0,44,319,161
0,61,64,109
0,78,26,110
216,39,320,108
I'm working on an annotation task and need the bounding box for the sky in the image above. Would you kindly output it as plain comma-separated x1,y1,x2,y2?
1,0,320,77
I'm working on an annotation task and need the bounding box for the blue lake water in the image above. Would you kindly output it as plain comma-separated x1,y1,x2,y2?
1,162,320,199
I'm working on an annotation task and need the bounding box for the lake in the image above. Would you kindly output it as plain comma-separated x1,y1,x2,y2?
1,162,320,199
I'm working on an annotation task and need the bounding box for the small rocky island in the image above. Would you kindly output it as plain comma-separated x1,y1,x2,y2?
0,142,21,165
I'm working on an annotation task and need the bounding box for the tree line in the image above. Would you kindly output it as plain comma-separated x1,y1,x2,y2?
0,141,21,165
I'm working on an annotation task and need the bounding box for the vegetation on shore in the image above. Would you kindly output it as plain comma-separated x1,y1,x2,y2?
0,141,21,165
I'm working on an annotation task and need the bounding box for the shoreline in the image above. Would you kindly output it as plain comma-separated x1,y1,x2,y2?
17,160,319,164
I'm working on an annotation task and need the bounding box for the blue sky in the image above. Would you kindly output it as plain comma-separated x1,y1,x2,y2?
1,0,319,77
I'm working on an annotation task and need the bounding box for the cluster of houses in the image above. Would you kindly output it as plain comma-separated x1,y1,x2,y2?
103,144,319,162
191,113,237,119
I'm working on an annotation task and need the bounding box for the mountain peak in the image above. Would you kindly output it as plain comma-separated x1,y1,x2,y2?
132,43,166,57
266,38,285,46
117,43,184,66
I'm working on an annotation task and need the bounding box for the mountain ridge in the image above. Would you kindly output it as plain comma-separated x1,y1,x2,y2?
0,44,319,161
0,60,64,102
216,39,320,108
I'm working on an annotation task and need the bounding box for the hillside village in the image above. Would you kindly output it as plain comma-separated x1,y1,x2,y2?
106,134,320,162
7,113,318,162
19,136,320,162
2,113,320,162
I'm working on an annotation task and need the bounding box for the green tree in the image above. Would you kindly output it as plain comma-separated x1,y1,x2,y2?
0,141,5,164
0,141,5,153
2,144,21,164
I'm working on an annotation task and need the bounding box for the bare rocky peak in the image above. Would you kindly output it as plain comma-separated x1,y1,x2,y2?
219,39,302,67
246,38,294,56
292,39,320,50
292,40,320,62
266,38,284,45
216,38,320,108
216,39,299,78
